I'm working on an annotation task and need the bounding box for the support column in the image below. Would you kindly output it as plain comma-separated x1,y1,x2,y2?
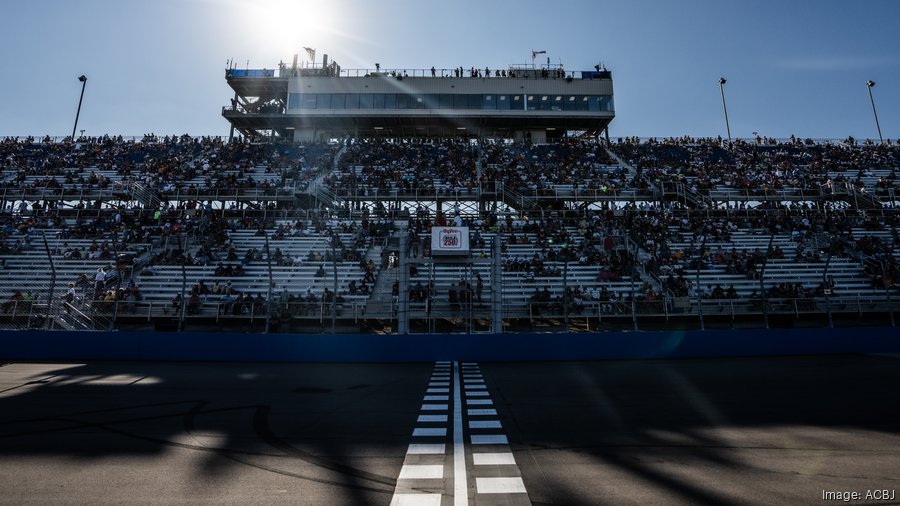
491,237,503,334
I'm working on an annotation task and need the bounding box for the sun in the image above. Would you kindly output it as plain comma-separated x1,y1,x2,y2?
241,0,336,59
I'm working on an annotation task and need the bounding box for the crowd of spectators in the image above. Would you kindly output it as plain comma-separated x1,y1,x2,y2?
327,139,478,197
482,140,645,196
1,135,338,198
612,136,900,196
327,138,646,200
3,133,900,328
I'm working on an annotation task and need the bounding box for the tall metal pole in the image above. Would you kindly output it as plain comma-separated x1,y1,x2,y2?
719,77,732,145
72,75,87,141
866,81,884,145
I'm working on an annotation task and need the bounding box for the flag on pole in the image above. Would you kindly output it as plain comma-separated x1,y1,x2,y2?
303,47,316,61
531,50,546,60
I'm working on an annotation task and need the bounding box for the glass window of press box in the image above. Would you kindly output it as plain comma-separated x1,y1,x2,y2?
288,93,613,112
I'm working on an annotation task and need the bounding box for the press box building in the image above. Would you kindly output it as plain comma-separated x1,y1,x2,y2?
223,55,614,142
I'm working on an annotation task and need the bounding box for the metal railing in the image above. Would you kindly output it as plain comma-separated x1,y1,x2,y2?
1,292,896,333
267,66,600,80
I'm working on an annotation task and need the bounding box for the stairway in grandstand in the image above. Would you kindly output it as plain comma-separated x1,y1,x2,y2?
303,143,347,209
604,146,640,181
364,230,400,317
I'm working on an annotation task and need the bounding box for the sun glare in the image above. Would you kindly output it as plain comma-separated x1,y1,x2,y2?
241,0,336,59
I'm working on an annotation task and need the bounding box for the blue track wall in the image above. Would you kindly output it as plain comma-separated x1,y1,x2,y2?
2,327,899,362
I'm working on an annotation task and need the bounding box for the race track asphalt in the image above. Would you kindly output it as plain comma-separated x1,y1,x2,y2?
0,354,898,505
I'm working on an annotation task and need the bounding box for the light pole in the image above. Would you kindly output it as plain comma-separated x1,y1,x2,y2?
719,77,732,145
866,80,884,144
72,75,87,141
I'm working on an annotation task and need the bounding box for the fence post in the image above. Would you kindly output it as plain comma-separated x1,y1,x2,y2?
41,232,57,330
332,245,338,334
264,234,274,334
631,299,638,331
109,233,123,330
178,264,187,332
398,233,409,334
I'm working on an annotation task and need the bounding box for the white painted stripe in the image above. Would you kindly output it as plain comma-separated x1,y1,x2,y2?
429,382,450,387
467,409,497,416
390,493,442,506
453,361,467,506
463,378,485,383
423,395,448,401
466,391,489,397
471,434,508,445
436,361,451,364
413,427,447,437
466,399,493,405
427,388,449,393
469,420,502,429
472,452,517,466
464,384,487,390
421,404,448,411
407,443,446,455
417,414,448,423
399,464,444,479
463,375,483,379
461,362,478,366
475,477,527,494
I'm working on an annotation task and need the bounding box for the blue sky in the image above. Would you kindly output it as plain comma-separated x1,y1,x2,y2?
1,0,897,140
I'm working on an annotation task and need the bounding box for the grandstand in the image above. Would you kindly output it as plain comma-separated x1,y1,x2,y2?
1,56,898,335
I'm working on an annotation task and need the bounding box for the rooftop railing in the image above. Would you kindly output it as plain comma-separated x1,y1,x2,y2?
227,66,610,80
